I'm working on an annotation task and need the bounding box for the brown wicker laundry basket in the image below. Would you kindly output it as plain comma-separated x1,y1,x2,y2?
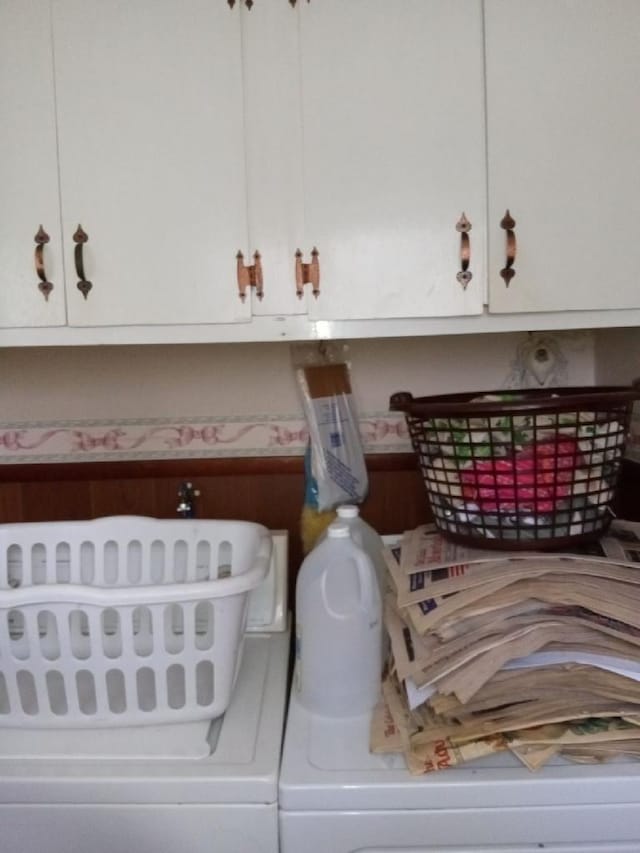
390,385,640,550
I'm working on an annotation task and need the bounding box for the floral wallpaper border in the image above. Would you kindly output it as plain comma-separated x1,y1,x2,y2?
1,407,637,466
0,412,411,465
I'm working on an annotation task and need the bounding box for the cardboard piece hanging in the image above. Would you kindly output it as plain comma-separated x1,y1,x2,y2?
297,361,368,511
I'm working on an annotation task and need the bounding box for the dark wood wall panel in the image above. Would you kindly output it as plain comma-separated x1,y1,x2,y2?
0,483,22,524
0,454,432,602
89,479,158,518
22,481,92,522
1,455,637,604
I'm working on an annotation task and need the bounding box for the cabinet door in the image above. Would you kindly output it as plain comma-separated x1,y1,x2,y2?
242,1,306,318
298,0,486,321
486,0,640,314
53,0,250,327
0,0,66,328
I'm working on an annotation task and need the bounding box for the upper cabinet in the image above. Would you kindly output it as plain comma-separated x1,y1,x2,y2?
0,0,66,328
485,0,640,314
298,0,486,322
3,0,640,343
53,0,251,327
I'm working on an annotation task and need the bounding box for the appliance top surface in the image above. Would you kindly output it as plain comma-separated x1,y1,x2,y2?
0,628,290,805
279,690,640,812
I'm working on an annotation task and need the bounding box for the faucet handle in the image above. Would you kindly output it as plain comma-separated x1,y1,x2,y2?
178,481,200,498
177,481,200,517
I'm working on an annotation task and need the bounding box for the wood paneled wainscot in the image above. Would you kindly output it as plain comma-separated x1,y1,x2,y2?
1,455,637,607
0,454,431,607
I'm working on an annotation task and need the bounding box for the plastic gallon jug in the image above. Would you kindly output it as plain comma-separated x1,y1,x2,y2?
295,521,382,717
329,504,390,666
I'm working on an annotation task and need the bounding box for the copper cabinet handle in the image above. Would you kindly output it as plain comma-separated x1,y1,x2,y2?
455,213,472,290
500,210,516,287
236,250,263,301
73,225,93,300
295,247,320,298
34,225,54,301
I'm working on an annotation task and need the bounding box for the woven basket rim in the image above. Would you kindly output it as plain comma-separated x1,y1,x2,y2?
390,385,640,418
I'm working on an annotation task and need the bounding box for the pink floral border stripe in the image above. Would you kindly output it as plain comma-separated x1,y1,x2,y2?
2,410,638,465
0,413,411,464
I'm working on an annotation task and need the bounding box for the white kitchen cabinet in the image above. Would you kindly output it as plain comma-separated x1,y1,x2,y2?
52,0,251,327
0,0,66,328
297,0,486,322
242,1,306,319
485,0,640,314
4,1,640,347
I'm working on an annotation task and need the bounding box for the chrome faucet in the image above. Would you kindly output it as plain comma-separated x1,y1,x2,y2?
177,481,200,518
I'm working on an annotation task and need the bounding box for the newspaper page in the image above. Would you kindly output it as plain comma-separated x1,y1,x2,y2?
369,696,404,754
374,520,640,772
401,520,640,575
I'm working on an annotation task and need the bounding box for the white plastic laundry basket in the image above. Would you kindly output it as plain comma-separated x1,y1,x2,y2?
0,516,271,729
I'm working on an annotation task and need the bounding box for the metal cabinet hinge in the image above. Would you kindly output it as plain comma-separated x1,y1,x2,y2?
295,247,320,298
237,250,264,301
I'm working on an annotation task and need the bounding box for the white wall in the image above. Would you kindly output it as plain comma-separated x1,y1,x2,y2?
0,331,596,463
594,328,640,386
594,327,640,463
1,332,595,421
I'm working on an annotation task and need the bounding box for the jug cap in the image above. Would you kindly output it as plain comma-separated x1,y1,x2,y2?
336,504,359,518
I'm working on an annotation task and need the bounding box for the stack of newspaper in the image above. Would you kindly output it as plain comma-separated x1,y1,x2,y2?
371,520,640,773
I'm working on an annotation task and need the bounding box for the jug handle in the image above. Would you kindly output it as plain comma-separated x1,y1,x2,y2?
320,550,378,618
354,550,378,614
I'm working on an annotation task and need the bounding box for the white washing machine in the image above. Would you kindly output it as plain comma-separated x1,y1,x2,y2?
279,691,640,852
0,532,290,853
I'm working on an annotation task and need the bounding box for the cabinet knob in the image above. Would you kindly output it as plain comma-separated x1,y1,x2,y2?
500,209,517,287
34,225,54,302
455,213,472,290
73,225,93,300
295,248,320,299
236,250,263,302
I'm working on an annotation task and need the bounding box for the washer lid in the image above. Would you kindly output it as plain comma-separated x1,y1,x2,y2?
279,691,640,812
0,629,290,805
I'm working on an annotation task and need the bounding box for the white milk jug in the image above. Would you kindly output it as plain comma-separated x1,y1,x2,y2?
295,521,382,717
330,504,390,666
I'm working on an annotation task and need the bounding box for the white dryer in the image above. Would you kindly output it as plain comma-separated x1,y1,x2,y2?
279,691,640,852
0,532,290,853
